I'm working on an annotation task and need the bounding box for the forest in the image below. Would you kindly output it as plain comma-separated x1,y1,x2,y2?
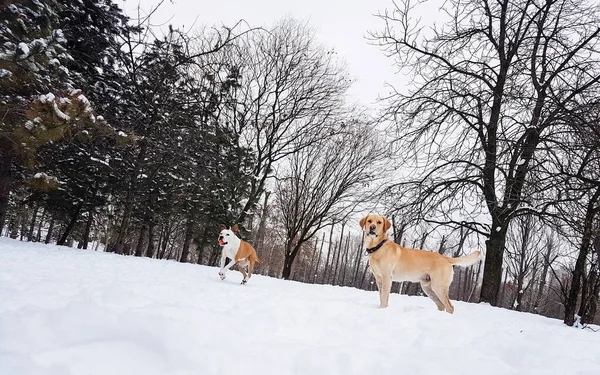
1,0,599,327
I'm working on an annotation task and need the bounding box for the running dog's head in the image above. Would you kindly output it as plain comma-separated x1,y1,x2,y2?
218,224,240,246
359,215,391,240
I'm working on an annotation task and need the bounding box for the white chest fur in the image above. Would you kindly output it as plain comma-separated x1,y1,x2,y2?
221,237,241,260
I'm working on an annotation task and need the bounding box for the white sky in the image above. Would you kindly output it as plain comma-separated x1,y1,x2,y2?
120,0,407,106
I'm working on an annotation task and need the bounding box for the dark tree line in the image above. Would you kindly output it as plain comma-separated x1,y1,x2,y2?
1,2,378,280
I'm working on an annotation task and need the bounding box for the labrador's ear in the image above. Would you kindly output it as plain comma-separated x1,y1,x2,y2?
359,216,368,229
382,217,392,233
219,224,227,231
231,224,239,233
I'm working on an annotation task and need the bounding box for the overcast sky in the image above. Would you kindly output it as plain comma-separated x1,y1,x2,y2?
120,0,404,107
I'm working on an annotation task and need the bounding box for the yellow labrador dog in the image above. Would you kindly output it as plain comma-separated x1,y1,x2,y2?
361,215,480,313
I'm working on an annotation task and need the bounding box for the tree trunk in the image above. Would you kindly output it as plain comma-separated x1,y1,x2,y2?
391,215,406,244
582,269,599,325
19,211,26,241
134,224,148,257
93,237,100,251
0,143,12,235
437,235,447,255
330,241,340,284
101,221,110,251
196,226,210,264
524,266,538,313
514,275,525,311
533,240,553,313
332,223,346,284
464,268,472,302
468,262,483,302
27,205,40,241
115,187,135,247
265,243,276,276
35,208,46,242
564,187,600,326
401,281,409,295
359,265,370,290
81,210,94,249
9,211,19,239
498,267,509,307
312,232,326,283
157,224,166,258
115,144,146,249
340,234,351,286
305,237,320,283
146,221,156,258
514,217,533,311
352,239,364,287
57,205,82,246
159,222,171,259
321,224,335,283
480,223,508,305
45,217,54,244
282,242,301,280
455,268,462,300
180,219,194,263
584,236,600,323
578,269,589,318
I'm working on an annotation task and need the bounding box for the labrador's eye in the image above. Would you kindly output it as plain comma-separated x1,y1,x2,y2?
377,221,382,224
367,220,372,223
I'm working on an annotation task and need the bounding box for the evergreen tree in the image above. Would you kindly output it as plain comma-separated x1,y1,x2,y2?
1,0,132,238
1,0,72,231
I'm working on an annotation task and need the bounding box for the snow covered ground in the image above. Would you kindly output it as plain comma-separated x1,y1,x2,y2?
1,238,599,375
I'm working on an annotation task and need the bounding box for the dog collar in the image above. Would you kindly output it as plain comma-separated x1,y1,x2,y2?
366,239,387,254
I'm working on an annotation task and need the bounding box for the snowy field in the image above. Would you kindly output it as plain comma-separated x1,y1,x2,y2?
1,238,599,375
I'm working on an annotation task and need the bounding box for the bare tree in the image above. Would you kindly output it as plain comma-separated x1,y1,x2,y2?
532,232,558,314
372,0,600,305
274,119,381,279
210,19,353,226
505,215,542,311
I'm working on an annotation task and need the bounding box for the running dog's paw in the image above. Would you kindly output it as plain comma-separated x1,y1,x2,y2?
241,279,247,285
219,272,225,280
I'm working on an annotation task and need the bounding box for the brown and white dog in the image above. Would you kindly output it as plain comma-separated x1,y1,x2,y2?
360,214,480,313
217,224,260,284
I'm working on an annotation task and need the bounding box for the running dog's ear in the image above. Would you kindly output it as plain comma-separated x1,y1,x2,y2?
219,224,227,231
231,224,239,233
359,216,368,229
382,217,392,233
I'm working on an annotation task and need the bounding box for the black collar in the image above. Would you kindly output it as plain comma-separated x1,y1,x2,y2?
366,239,387,254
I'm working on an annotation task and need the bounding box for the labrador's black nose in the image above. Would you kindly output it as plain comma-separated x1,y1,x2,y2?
369,224,376,231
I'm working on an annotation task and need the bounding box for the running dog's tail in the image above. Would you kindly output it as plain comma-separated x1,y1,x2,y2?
447,250,481,267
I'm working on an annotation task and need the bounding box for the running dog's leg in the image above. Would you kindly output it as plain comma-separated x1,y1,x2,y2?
239,259,250,284
238,262,248,284
219,257,237,280
218,254,227,280
224,258,236,271
247,258,256,279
